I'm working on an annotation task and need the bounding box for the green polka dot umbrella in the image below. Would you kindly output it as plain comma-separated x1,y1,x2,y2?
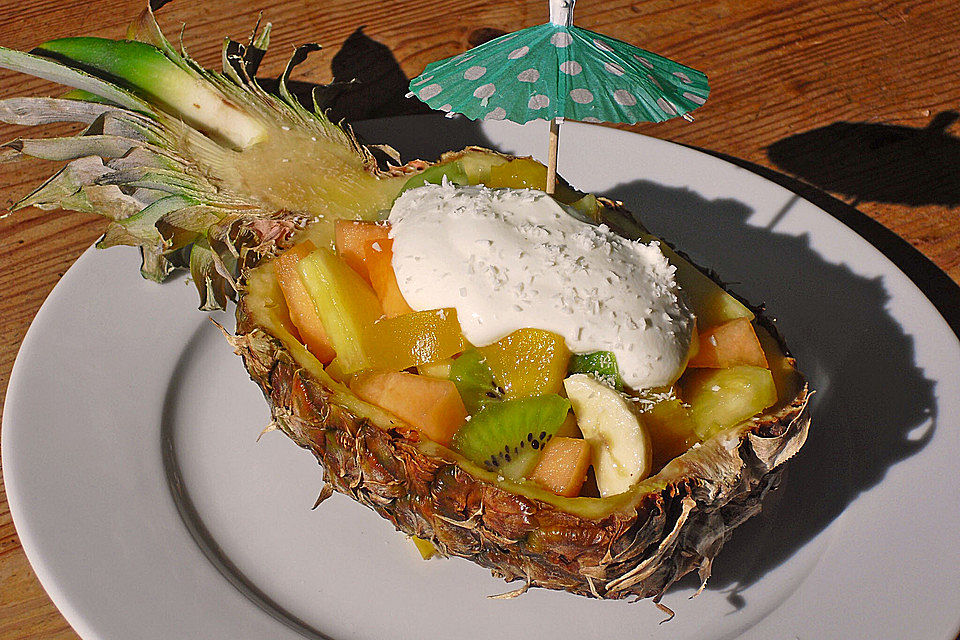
408,0,709,191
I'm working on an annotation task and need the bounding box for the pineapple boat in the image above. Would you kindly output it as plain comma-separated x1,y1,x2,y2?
0,7,810,603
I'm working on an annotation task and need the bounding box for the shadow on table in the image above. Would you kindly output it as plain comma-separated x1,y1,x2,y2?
766,111,960,207
603,161,947,607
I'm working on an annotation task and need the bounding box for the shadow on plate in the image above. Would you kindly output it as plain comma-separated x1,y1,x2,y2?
602,174,941,607
158,23,948,619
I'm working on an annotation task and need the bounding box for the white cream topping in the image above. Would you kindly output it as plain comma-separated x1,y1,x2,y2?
388,182,694,389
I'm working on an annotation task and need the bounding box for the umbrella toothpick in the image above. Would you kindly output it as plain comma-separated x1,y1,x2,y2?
409,0,708,195
547,117,560,195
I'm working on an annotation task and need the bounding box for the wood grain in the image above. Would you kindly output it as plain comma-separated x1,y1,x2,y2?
1,0,959,637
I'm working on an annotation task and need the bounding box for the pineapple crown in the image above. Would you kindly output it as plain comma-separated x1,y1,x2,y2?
0,3,387,310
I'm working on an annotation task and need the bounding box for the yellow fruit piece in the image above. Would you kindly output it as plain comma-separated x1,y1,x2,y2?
478,328,570,398
417,358,454,379
485,157,591,210
680,366,778,441
555,411,582,438
297,247,383,374
642,398,699,470
530,436,592,498
364,309,468,372
412,536,438,560
755,325,805,412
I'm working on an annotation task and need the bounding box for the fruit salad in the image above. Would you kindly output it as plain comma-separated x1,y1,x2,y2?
262,154,804,500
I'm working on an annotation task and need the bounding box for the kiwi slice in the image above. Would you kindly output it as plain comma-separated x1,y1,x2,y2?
451,394,571,479
450,349,503,414
568,351,623,390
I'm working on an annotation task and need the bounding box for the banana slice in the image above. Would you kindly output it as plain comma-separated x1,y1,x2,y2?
563,374,652,497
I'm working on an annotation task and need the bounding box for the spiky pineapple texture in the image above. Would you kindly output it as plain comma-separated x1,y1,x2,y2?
0,3,390,309
1,3,812,603
233,305,809,600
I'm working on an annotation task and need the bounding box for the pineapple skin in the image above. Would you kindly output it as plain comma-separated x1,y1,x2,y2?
234,291,810,600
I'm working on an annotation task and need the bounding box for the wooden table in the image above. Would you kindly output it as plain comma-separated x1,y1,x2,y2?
1,0,958,637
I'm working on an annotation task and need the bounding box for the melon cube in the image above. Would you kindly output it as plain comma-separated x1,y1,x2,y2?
334,219,390,282
687,318,769,369
272,241,336,363
364,237,413,317
530,437,592,497
350,371,467,446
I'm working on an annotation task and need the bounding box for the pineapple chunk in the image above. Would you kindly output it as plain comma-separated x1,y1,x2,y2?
412,537,438,560
297,248,383,374
687,318,769,369
364,309,468,372
350,371,467,445
680,366,778,440
530,437,592,497
485,158,583,204
642,398,699,470
417,358,454,379
478,329,570,398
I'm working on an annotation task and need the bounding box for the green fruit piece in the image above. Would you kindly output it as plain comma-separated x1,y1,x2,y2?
680,365,778,441
568,351,623,390
450,349,503,414
455,150,508,184
399,160,469,194
34,38,265,149
451,395,571,479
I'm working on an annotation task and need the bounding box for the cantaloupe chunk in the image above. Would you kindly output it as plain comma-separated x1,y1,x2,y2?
350,371,467,446
530,437,592,497
687,318,769,369
364,238,413,317
334,219,390,282
272,240,336,363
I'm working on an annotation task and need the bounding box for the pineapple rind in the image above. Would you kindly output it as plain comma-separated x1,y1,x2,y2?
235,283,809,598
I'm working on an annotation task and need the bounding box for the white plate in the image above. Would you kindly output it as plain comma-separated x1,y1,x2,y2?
4,116,960,640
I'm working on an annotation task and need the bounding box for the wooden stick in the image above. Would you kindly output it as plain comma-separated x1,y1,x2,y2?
546,117,560,194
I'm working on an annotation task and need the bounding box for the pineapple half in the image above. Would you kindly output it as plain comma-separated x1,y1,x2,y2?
0,6,810,603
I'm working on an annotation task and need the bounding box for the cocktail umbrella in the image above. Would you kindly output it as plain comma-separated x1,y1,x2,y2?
409,0,709,193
